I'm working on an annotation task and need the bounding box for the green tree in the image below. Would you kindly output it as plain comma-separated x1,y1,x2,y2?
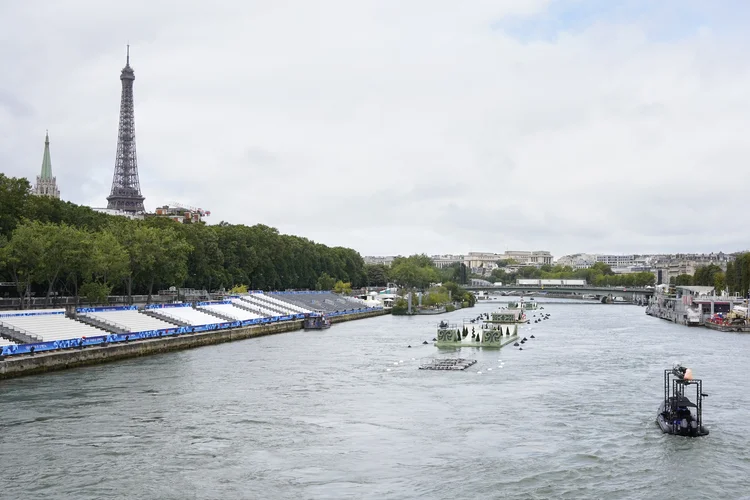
365,264,389,287
0,221,46,307
714,271,726,293
317,273,336,290
181,223,226,291
726,261,736,293
674,274,693,286
333,280,352,295
0,174,30,237
82,230,129,303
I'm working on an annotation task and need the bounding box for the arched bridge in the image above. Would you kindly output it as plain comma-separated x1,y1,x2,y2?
465,285,654,301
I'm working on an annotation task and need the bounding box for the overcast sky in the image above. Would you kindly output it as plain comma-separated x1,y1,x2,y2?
2,1,749,259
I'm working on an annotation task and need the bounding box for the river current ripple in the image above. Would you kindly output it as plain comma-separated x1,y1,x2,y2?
2,299,750,499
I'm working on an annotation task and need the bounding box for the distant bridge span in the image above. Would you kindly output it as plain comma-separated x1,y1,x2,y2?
465,285,654,300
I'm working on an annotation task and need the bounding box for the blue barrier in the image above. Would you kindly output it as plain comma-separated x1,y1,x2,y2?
145,303,192,310
0,310,65,318
77,305,138,314
0,307,383,357
196,300,232,306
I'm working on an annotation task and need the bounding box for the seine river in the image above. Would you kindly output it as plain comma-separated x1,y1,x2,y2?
2,299,750,499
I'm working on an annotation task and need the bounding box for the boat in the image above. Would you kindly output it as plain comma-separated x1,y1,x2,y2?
304,314,331,330
506,297,537,311
435,312,518,348
646,285,745,327
656,363,709,437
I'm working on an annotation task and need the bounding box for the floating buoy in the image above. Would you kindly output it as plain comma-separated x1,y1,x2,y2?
513,342,519,346
530,335,535,339
407,345,411,348
423,341,429,345
519,347,523,350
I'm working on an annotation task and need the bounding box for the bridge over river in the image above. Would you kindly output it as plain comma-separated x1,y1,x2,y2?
464,285,654,301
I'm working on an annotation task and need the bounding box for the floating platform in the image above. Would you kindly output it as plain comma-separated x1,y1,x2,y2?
435,320,518,348
418,358,477,371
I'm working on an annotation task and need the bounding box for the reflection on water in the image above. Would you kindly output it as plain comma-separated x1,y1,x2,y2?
2,299,750,499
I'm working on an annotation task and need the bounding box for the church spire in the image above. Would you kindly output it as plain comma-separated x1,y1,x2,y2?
40,130,52,179
33,130,60,199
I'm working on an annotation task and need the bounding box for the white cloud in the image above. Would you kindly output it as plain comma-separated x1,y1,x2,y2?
1,0,748,258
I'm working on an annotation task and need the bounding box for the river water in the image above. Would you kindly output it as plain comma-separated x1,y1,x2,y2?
2,299,750,499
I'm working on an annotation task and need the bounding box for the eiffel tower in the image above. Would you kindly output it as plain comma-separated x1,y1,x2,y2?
107,45,145,213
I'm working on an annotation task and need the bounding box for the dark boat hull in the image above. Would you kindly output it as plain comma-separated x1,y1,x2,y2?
656,401,709,437
305,324,331,330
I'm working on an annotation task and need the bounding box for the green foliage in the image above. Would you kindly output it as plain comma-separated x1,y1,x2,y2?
692,264,723,287
230,284,248,294
389,255,439,290
714,271,726,293
391,297,409,315
722,255,750,296
0,174,31,237
439,262,468,285
365,264,389,287
423,289,449,306
671,264,729,292
674,274,693,286
495,259,516,268
333,280,352,295
0,174,370,303
317,272,336,291
79,282,111,305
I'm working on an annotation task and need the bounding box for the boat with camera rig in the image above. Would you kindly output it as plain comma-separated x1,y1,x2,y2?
656,363,709,437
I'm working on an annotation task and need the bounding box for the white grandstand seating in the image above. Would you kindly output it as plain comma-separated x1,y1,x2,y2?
275,293,371,313
238,296,281,317
260,294,311,314
252,295,298,315
201,303,261,321
151,307,220,326
0,312,108,341
231,299,273,318
82,310,174,333
0,338,17,347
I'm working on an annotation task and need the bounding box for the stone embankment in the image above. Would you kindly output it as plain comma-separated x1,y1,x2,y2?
0,309,389,380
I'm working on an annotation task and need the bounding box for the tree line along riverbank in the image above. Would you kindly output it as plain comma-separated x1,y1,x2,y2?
0,174,368,306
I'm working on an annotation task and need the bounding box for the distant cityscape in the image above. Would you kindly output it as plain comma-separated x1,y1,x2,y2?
364,251,738,286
